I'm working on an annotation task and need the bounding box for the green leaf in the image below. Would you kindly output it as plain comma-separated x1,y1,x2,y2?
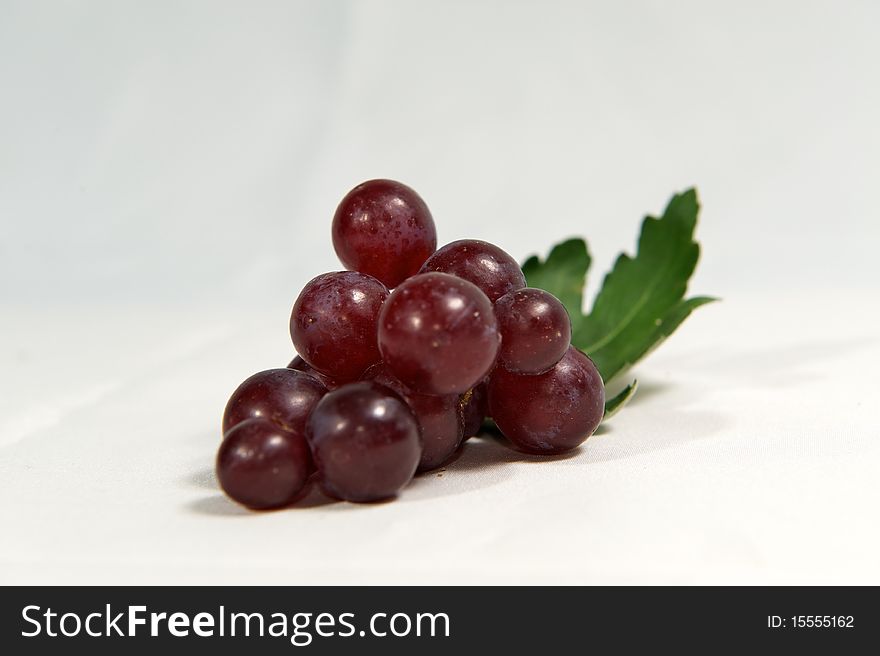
577,189,715,381
603,379,638,420
522,188,716,389
522,238,590,314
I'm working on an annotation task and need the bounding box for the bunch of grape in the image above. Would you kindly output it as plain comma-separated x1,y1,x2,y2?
217,180,605,509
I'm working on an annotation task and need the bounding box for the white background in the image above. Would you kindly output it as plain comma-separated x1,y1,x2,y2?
1,0,878,584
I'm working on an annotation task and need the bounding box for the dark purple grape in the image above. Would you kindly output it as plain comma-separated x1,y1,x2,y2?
419,239,526,302
222,368,327,436
363,363,462,472
290,271,389,382
494,288,571,374
378,272,501,395
287,356,343,391
216,418,311,509
488,346,604,454
307,382,421,502
332,179,437,288
459,381,488,439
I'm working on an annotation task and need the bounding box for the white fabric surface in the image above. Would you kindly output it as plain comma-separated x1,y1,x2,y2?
1,0,878,584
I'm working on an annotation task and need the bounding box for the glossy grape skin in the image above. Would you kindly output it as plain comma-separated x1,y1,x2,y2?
363,363,463,472
222,368,327,436
494,288,571,374
307,382,421,502
459,381,488,440
216,418,312,510
332,179,437,288
378,272,501,395
287,356,343,391
488,346,604,454
419,239,526,302
290,271,389,382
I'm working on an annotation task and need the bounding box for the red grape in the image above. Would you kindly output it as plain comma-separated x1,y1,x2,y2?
332,179,437,288
216,418,311,509
222,368,327,436
307,382,421,502
290,271,389,382
363,363,462,472
494,288,571,374
488,346,604,454
378,272,501,395
419,239,526,302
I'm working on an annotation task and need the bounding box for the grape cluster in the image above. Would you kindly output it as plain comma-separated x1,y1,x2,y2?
217,179,605,509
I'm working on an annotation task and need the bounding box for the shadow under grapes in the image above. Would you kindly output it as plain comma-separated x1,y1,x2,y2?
186,495,252,517
183,466,217,491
